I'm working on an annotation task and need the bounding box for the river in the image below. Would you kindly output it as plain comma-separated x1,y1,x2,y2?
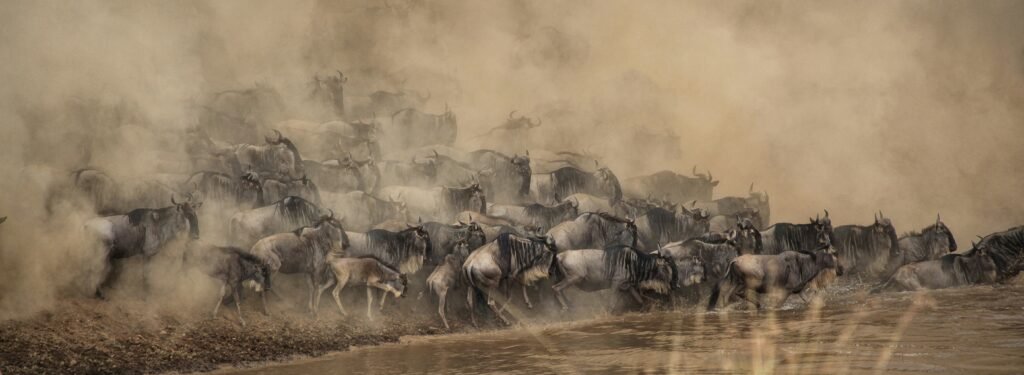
225,284,1024,374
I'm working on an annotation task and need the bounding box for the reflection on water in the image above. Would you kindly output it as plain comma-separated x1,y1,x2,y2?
227,284,1024,374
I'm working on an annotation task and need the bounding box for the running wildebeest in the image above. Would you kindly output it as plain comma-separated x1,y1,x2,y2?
426,240,472,329
231,130,305,180
657,237,741,285
184,170,265,209
304,157,378,194
183,244,269,325
247,211,348,316
389,105,458,148
463,233,557,326
551,245,679,311
623,167,719,204
832,211,900,278
531,163,622,206
84,195,201,299
546,212,638,251
277,118,380,161
707,241,842,311
694,183,770,229
378,156,437,187
561,193,633,218
344,225,432,275
759,211,835,255
321,254,407,320
48,168,185,216
487,199,579,231
228,196,322,248
419,220,487,265
199,84,286,143
467,149,532,204
708,208,764,233
321,191,408,232
261,174,321,206
872,245,997,292
885,214,958,272
691,218,764,255
634,206,711,251
378,183,486,223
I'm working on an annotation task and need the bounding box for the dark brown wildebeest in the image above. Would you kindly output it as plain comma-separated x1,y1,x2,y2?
84,195,201,299
531,164,622,206
832,211,900,279
487,199,579,231
389,105,458,148
707,239,842,310
546,212,638,252
184,244,269,325
759,211,835,255
551,245,679,311
872,245,997,293
321,254,407,320
463,233,557,326
623,167,719,205
634,206,711,251
246,211,349,316
885,215,958,273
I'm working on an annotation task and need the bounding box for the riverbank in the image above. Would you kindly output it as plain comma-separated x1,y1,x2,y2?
0,298,460,375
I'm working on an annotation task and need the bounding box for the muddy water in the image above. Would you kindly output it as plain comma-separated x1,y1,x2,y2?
227,284,1024,374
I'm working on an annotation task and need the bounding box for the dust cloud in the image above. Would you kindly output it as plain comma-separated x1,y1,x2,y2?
1,0,1022,318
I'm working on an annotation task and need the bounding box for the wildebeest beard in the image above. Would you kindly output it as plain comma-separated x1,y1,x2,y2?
364,228,431,274
975,226,1024,281
273,196,321,228
603,245,677,289
496,233,552,281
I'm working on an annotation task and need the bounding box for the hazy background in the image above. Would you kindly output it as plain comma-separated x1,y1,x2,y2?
0,0,1022,317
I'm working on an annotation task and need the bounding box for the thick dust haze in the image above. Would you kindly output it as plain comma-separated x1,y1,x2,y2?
1,0,1022,318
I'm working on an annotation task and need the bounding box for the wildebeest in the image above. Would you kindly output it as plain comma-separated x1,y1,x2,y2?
657,237,741,285
378,184,486,223
277,118,380,161
546,212,638,251
378,156,437,187
426,241,472,329
419,221,487,265
551,246,678,311
972,225,1024,282
389,105,457,148
477,110,542,138
320,254,407,320
199,84,286,143
454,211,516,228
759,211,835,255
247,212,348,315
708,208,764,233
634,206,711,251
183,244,269,325
84,195,201,299
184,171,265,209
692,218,764,255
623,167,719,204
344,226,432,275
694,183,770,229
561,193,632,218
531,164,622,206
467,150,532,204
832,211,900,278
230,130,305,180
463,233,557,326
48,168,185,216
886,215,958,272
487,199,579,231
309,70,347,118
261,174,321,206
872,246,997,292
321,191,408,232
228,196,322,248
368,90,430,114
707,243,842,310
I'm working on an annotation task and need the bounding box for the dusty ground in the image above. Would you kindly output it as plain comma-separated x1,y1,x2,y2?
0,297,459,375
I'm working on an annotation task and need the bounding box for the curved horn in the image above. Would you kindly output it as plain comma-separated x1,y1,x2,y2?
328,209,335,219
937,213,941,223
824,209,829,218
749,183,754,194
336,70,346,82
171,195,178,205
707,169,712,181
509,110,517,119
433,149,439,159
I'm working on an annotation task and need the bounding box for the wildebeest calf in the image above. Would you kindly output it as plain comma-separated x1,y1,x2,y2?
320,254,408,320
185,244,269,325
425,241,471,329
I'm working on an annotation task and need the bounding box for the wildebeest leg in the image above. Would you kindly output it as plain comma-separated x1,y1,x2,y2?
212,283,227,319
438,287,450,330
331,277,349,316
487,287,512,325
261,291,271,316
316,275,337,312
366,286,375,320
552,276,582,311
467,287,477,327
95,255,116,299
628,287,647,308
521,285,533,310
378,291,388,311
306,273,318,317
233,286,246,326
142,254,154,298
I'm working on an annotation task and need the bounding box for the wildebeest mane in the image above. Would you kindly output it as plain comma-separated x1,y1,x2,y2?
442,185,485,214
976,226,1024,281
602,245,676,287
834,224,897,274
524,201,574,229
364,228,430,270
643,207,683,241
274,196,320,227
495,233,550,279
550,167,593,201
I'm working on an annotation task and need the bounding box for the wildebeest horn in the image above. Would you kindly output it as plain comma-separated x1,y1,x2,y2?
328,209,335,219
458,219,468,226
0,217,6,224
525,149,529,156
469,214,473,221
692,165,697,176
171,195,178,205
509,110,517,119
707,170,712,181
417,216,422,224
433,149,439,158
594,160,599,168
824,209,829,218
749,183,754,194
337,70,347,83
937,213,941,223
689,200,697,208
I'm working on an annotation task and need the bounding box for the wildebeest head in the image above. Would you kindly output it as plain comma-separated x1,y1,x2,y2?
406,222,433,261
313,70,346,105
510,151,533,195
411,155,438,180
170,194,202,240
452,239,472,260
313,209,349,252
240,257,270,293
673,255,705,287
815,245,843,276
468,183,487,213
962,244,998,284
733,218,763,253
931,213,958,252
593,164,622,204
505,110,542,129
456,219,487,250
678,205,712,232
264,129,305,175
748,182,768,204
692,165,721,187
873,210,900,256
809,210,835,246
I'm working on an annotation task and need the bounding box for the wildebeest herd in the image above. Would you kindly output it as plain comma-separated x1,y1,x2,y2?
40,71,1024,328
